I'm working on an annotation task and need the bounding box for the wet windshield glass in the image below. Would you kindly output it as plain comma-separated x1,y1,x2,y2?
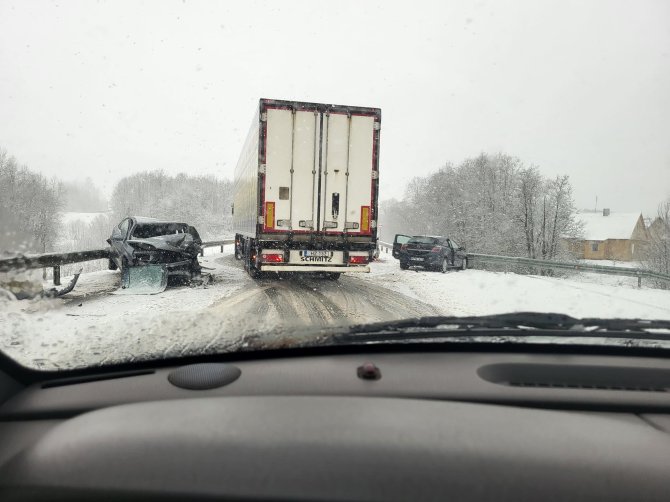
408,237,439,245
132,224,189,239
0,0,669,371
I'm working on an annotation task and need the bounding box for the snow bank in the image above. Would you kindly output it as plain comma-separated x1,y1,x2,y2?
364,257,670,320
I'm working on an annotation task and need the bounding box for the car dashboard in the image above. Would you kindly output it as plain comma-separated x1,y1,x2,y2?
1,348,670,501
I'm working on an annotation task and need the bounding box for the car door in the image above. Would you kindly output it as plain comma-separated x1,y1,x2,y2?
392,234,411,259
449,239,465,267
445,239,456,265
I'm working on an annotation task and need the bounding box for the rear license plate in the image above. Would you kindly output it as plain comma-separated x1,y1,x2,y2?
303,250,333,258
288,250,343,264
411,257,423,261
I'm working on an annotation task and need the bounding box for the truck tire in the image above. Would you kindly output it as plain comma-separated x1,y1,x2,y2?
399,262,409,270
326,273,341,281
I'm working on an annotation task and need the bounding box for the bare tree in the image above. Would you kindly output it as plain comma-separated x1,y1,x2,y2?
381,153,580,260
0,147,63,254
110,171,233,240
643,200,670,288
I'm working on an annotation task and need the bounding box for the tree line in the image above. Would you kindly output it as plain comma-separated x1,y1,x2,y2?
3,145,667,283
379,153,582,260
110,171,233,240
1,147,234,257
0,148,63,254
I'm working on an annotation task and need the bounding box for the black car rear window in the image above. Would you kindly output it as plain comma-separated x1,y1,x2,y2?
407,237,438,245
132,224,189,238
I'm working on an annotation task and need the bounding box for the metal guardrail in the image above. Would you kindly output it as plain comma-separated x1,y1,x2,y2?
375,240,670,288
5,238,666,290
377,241,393,254
467,253,670,288
199,239,234,256
0,239,235,286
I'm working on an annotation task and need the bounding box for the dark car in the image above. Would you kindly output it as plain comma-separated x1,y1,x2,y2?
107,217,203,281
397,235,467,272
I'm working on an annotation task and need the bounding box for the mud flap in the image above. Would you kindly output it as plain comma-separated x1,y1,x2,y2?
115,264,168,295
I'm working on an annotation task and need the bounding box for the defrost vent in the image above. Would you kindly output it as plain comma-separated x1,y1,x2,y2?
507,381,667,392
478,363,670,393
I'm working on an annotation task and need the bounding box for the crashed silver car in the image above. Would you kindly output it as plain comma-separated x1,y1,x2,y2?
107,217,203,293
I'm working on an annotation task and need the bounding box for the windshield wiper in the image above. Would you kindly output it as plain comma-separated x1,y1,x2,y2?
327,313,670,345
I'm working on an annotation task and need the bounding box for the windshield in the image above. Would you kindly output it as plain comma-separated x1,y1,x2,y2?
408,237,440,245
1,0,669,371
132,224,189,239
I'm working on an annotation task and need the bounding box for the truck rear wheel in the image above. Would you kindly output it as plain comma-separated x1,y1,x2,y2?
326,273,341,281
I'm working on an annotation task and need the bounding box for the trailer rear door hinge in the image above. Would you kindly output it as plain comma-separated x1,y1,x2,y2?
260,112,267,122
373,121,381,131
259,164,266,174
370,220,377,229
258,216,264,224
371,171,379,180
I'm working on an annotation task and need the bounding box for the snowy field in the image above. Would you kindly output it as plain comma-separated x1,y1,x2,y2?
2,245,670,370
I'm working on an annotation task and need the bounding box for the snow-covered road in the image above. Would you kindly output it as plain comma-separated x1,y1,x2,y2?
2,246,670,370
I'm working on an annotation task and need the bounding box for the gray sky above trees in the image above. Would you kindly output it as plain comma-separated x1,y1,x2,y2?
1,0,668,216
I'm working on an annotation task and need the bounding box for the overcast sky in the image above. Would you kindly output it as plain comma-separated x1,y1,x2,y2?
1,0,668,216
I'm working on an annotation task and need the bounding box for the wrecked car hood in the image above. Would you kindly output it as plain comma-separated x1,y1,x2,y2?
127,233,201,255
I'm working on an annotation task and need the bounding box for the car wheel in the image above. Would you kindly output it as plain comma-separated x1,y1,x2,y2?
461,258,468,271
399,261,409,270
441,258,448,273
108,258,118,271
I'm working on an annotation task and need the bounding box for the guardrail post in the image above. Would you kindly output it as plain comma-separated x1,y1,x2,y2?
220,245,224,253
638,275,642,288
200,248,205,257
53,266,61,286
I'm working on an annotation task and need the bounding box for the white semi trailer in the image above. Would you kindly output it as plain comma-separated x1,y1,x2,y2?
233,99,381,279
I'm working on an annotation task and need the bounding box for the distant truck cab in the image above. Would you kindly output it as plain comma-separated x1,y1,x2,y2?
233,99,381,279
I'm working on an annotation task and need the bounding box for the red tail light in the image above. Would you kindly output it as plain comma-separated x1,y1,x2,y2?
261,253,283,263
349,255,369,265
431,246,441,253
400,244,407,251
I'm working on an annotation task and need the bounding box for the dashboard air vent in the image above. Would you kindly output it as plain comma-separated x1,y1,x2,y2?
478,363,670,393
